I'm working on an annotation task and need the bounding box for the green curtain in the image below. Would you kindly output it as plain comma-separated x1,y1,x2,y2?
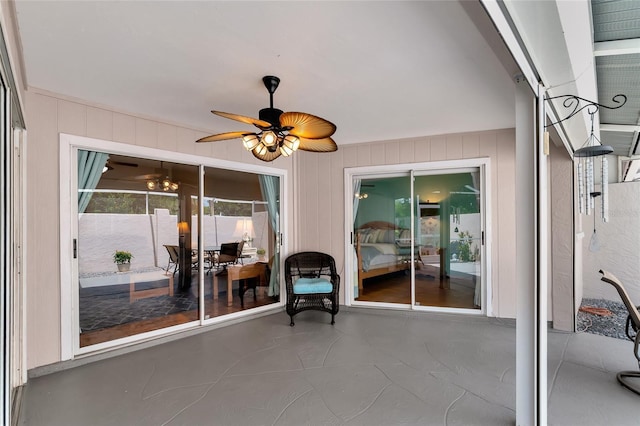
78,150,108,214
78,149,109,213
258,175,280,297
353,179,361,299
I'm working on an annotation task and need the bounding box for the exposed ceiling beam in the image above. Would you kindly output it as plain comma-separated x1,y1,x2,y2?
594,39,640,57
621,158,640,182
600,124,640,132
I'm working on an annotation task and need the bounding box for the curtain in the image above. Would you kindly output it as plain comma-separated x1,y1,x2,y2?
470,170,481,307
78,150,108,214
353,179,361,299
471,170,481,212
259,175,280,296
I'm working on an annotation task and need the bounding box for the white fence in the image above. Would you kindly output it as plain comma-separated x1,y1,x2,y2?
78,209,270,275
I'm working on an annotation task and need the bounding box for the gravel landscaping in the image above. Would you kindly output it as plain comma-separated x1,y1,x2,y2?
577,298,634,340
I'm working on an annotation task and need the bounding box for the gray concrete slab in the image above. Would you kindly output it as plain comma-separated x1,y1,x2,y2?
17,309,640,425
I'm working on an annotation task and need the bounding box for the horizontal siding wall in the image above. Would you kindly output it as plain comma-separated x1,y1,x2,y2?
24,90,294,369
295,129,517,318
24,87,517,369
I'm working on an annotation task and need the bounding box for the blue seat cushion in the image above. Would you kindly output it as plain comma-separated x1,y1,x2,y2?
293,277,333,294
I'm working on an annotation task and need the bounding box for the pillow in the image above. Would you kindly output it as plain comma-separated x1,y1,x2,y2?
293,277,333,294
384,229,395,243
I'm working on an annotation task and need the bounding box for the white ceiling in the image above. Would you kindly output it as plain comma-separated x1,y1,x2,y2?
14,1,516,146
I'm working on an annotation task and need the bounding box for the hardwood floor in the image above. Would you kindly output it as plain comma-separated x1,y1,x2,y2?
79,290,277,347
355,270,479,309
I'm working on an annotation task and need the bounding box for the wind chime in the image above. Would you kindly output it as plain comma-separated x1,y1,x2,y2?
575,111,612,222
546,94,627,224
451,206,460,233
546,93,627,252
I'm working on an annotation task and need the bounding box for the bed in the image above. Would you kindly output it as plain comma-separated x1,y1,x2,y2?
355,221,415,291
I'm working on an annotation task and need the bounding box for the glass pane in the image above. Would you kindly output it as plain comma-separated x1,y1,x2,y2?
414,170,482,309
354,175,412,303
203,167,279,319
77,152,200,347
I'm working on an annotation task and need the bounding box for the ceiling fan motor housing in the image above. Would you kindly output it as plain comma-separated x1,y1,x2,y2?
259,107,283,127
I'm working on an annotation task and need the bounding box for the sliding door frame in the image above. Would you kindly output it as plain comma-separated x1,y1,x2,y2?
60,133,288,359
344,158,492,316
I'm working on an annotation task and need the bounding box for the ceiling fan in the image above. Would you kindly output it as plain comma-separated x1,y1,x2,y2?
196,76,337,162
102,157,138,173
130,161,179,191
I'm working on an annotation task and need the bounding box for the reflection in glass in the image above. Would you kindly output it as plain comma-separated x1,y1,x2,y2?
352,170,482,310
414,171,482,309
203,167,279,320
77,151,199,347
353,176,412,303
77,151,283,348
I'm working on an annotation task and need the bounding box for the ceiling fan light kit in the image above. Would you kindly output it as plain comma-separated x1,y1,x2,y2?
146,161,179,192
197,75,337,162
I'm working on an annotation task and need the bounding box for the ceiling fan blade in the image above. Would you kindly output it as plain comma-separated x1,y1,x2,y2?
131,173,162,180
110,160,138,168
196,131,255,143
251,147,281,162
280,112,336,139
297,137,338,152
212,111,271,129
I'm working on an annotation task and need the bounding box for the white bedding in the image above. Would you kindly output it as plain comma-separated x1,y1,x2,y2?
359,243,399,272
361,243,397,255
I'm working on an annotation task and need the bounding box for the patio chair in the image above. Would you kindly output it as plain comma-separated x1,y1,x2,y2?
215,242,241,271
164,244,179,275
164,244,197,276
284,251,340,326
599,269,640,395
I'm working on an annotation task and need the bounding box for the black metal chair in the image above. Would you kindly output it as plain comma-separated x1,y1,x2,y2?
599,269,640,395
216,242,240,271
284,251,340,326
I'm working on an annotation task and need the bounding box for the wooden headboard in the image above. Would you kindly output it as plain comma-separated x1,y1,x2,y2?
357,221,396,230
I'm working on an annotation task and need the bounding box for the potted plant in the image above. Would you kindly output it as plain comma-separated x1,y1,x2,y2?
256,248,266,261
113,250,133,272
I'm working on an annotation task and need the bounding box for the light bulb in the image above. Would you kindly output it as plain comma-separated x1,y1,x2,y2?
169,182,179,191
147,181,156,190
162,178,170,189
261,131,277,147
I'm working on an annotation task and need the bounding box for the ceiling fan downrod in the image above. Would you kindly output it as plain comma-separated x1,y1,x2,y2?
259,75,283,126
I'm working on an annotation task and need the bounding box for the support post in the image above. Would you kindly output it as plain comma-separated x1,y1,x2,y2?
515,77,547,425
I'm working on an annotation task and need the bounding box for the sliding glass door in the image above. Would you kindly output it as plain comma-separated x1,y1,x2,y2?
75,149,283,349
353,175,412,305
413,169,483,310
202,167,280,319
77,153,200,347
350,162,486,313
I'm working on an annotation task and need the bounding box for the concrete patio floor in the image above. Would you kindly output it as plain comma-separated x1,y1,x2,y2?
17,308,640,425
